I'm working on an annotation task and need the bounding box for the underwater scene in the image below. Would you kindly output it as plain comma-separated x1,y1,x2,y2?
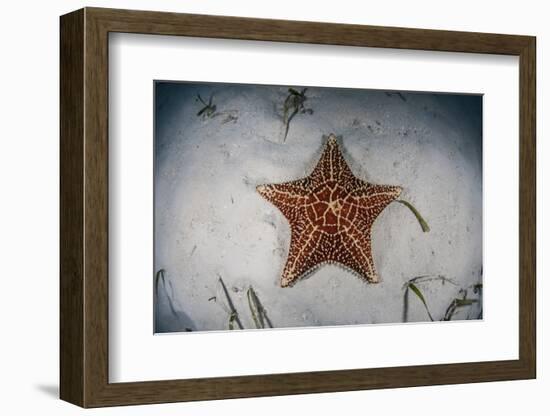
154,81,483,333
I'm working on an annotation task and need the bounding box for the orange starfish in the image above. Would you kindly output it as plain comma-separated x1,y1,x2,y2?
257,134,402,287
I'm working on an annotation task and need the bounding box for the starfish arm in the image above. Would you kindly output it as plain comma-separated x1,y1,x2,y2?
352,183,402,219
280,222,323,287
257,179,311,221
337,225,379,283
310,135,355,187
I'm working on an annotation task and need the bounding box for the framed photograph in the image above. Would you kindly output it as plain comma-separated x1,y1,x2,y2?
60,7,536,407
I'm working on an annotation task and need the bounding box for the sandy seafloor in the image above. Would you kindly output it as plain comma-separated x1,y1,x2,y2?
153,81,483,333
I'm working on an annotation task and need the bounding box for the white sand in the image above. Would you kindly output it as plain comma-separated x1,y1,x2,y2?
154,83,483,332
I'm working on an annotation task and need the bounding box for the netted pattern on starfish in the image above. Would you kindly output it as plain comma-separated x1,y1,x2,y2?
257,134,402,287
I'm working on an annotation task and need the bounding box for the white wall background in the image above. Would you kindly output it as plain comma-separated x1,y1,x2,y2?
0,0,545,414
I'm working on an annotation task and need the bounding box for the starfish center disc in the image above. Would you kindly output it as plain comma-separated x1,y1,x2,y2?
305,182,355,234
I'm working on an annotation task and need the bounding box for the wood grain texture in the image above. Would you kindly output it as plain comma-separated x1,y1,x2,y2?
88,7,532,54
59,7,537,408
83,10,110,406
59,8,84,406
518,38,536,376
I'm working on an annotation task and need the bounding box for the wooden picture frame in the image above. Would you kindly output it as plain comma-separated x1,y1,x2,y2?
60,7,536,408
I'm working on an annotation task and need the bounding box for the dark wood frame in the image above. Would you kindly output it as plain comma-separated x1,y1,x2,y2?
60,7,536,408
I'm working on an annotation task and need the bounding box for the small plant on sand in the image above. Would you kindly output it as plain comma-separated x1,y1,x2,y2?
196,93,217,119
402,275,482,322
210,276,273,330
281,88,313,142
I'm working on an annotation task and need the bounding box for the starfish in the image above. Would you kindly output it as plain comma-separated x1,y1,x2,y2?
257,134,402,287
